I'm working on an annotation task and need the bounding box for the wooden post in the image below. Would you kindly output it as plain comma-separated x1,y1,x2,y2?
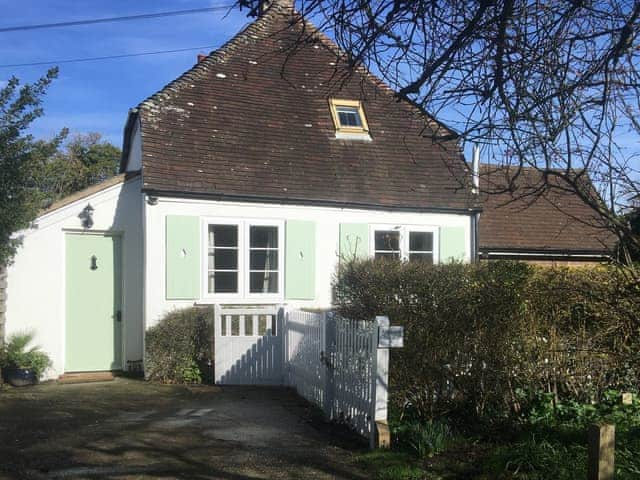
588,423,615,480
372,315,404,449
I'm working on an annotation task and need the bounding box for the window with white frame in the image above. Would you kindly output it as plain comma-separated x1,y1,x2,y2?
372,226,437,264
374,230,401,259
208,224,239,294
206,220,282,297
249,225,279,294
408,231,434,263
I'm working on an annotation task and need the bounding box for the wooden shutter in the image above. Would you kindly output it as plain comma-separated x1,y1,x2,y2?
339,223,369,260
166,215,200,299
285,220,316,300
439,226,466,263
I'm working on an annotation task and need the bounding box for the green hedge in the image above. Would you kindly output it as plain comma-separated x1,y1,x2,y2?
334,260,640,423
145,307,213,384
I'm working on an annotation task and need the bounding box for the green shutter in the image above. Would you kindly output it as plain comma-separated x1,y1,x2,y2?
440,226,466,263
285,220,316,300
339,223,369,260
166,215,200,299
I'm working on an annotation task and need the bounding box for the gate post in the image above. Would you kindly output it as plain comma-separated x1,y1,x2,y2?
323,311,336,420
279,306,288,386
371,315,404,450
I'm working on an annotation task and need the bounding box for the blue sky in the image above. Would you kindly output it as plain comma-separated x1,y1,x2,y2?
0,1,249,146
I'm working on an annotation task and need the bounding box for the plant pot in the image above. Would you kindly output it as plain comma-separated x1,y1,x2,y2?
2,367,38,387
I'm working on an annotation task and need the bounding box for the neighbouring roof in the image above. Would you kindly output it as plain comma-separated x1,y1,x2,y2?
126,0,476,212
479,165,614,255
40,172,139,216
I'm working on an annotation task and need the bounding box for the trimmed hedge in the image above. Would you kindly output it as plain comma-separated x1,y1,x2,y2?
334,260,640,423
145,307,213,383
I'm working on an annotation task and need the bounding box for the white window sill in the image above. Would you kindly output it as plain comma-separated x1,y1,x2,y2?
334,131,372,141
197,296,284,306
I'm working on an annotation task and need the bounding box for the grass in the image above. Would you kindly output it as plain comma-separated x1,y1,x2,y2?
357,450,428,480
358,423,640,479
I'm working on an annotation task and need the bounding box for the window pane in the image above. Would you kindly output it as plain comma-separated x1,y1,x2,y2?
410,231,433,252
375,252,401,260
212,249,237,270
209,224,237,247
250,226,278,248
244,316,254,336
258,316,267,336
375,230,400,251
409,253,434,264
337,106,362,127
208,272,238,294
231,316,240,336
249,271,278,293
250,250,278,270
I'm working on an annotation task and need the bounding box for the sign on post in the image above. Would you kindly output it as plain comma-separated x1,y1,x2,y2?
378,326,404,348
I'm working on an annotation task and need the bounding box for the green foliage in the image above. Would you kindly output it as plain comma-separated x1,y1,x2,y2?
35,132,121,205
357,450,427,480
483,423,640,480
145,307,212,384
394,420,454,458
0,331,52,378
334,259,640,424
0,69,58,265
485,435,588,480
180,360,203,384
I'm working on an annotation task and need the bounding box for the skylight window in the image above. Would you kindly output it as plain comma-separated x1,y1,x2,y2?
329,99,369,135
336,106,362,127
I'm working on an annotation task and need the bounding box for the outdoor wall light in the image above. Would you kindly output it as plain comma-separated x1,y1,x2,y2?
79,203,94,229
147,195,158,206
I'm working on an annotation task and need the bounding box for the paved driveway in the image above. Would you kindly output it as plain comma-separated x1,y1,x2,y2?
0,379,368,479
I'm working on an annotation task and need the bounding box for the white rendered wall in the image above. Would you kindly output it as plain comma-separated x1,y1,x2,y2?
144,196,473,329
124,119,142,172
4,177,144,379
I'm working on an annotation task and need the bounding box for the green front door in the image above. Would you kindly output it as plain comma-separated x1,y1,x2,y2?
65,233,122,372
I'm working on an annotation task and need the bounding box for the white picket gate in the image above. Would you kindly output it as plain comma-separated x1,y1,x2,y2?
214,305,283,385
284,309,387,446
211,305,397,447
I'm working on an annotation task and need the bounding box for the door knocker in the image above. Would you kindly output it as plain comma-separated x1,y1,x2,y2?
90,255,98,270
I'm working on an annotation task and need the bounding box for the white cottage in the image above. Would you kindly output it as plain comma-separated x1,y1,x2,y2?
3,1,478,380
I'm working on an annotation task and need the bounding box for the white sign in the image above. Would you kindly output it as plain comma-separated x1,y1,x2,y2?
378,326,404,348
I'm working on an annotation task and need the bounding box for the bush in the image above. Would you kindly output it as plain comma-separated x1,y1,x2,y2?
334,259,640,424
145,307,213,383
393,419,454,458
0,331,52,378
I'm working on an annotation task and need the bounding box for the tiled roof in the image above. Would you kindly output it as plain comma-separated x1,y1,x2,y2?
479,165,614,254
40,172,139,216
131,1,476,212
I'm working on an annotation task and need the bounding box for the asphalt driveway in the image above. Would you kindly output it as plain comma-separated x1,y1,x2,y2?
0,378,368,479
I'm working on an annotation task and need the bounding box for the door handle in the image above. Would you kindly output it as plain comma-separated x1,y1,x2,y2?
115,310,122,322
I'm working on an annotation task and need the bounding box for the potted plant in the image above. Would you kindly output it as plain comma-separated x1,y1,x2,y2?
0,332,51,387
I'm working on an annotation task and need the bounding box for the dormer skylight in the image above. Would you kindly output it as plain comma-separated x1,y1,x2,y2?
329,99,370,138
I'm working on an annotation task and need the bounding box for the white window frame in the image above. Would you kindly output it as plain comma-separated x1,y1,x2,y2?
369,224,439,264
201,218,284,302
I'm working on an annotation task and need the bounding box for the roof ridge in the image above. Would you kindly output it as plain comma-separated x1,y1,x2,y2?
135,1,453,137
137,1,293,113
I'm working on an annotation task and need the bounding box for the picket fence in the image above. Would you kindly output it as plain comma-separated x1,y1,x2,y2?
284,309,389,447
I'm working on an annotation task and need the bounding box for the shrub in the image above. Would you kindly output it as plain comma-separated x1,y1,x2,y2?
393,419,454,458
0,331,52,378
334,259,640,424
145,307,213,383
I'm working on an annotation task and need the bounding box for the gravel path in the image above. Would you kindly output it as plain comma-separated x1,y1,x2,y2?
0,379,368,479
